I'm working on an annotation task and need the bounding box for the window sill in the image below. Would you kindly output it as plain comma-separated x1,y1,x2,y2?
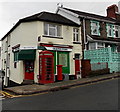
91,34,100,36
43,35,63,39
114,37,120,38
73,42,81,44
107,36,113,38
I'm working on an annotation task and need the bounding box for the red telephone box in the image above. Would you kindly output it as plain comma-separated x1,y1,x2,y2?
39,51,54,84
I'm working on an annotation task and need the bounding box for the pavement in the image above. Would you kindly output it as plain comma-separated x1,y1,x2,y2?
3,73,120,96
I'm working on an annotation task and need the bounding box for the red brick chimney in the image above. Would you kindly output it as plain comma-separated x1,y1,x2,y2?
107,4,118,19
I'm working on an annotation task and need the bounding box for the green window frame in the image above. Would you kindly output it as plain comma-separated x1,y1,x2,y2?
106,23,114,37
90,20,100,36
14,52,19,61
57,51,70,74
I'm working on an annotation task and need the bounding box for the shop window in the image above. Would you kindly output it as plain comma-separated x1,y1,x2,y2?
59,53,67,67
91,20,100,36
44,23,61,37
73,28,79,42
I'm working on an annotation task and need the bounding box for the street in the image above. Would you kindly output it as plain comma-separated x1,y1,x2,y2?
2,78,119,110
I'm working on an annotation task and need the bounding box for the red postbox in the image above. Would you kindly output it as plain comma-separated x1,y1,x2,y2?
57,65,63,81
39,51,54,84
75,59,80,79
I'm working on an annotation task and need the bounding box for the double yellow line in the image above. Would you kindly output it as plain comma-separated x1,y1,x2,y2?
0,90,48,99
0,90,16,98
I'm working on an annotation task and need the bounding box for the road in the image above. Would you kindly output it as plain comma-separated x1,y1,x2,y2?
2,78,119,110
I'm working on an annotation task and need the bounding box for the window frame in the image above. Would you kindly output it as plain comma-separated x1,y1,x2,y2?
106,23,114,37
114,25,119,38
91,20,100,36
73,28,80,42
44,22,61,37
89,42,105,50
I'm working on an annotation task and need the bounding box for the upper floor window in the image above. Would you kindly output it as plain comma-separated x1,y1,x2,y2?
106,23,114,37
44,23,61,37
114,25,119,38
91,20,100,36
73,28,79,42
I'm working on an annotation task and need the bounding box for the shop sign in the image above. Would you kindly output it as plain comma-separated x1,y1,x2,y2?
20,46,37,50
45,47,72,51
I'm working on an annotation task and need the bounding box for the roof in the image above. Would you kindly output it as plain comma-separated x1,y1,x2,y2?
62,7,117,23
21,11,79,26
1,11,79,41
89,35,120,43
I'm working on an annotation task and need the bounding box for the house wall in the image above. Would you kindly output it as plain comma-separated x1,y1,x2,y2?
1,21,38,85
85,19,108,38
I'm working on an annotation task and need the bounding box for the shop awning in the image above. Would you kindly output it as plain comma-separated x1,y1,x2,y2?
18,49,36,60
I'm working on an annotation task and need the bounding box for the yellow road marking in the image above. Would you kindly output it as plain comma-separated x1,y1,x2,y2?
0,90,16,98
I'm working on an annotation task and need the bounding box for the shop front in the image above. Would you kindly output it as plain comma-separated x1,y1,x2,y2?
38,43,73,82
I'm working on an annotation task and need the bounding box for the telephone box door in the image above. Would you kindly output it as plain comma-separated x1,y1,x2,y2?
39,51,54,84
24,61,34,80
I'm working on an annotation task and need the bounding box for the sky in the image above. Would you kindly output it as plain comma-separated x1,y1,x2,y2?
0,0,120,46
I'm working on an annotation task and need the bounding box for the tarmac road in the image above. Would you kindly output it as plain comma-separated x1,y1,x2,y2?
2,78,119,110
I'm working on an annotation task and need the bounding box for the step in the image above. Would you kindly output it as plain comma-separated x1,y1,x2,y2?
22,80,34,85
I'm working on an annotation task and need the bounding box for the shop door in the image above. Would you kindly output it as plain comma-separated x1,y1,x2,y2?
24,61,34,80
58,51,70,74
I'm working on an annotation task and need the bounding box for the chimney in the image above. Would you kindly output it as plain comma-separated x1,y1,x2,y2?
107,4,118,19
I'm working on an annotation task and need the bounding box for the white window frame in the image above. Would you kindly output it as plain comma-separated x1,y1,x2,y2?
89,42,105,50
91,20,100,36
73,28,79,42
97,42,105,49
44,23,61,37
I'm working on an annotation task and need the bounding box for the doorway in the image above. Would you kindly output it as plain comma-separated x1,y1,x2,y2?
24,61,34,80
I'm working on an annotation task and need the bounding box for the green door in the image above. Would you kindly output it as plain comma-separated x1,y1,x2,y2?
57,51,70,74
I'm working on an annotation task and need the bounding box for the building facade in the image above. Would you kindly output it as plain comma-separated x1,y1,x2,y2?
56,5,120,52
1,12,82,86
56,4,120,74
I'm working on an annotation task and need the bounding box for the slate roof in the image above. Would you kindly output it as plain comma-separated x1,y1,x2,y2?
90,35,120,43
1,11,79,41
63,7,117,23
21,11,79,26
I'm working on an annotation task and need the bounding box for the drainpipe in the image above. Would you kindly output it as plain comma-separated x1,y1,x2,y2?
5,37,8,87
82,17,87,60
83,18,87,50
